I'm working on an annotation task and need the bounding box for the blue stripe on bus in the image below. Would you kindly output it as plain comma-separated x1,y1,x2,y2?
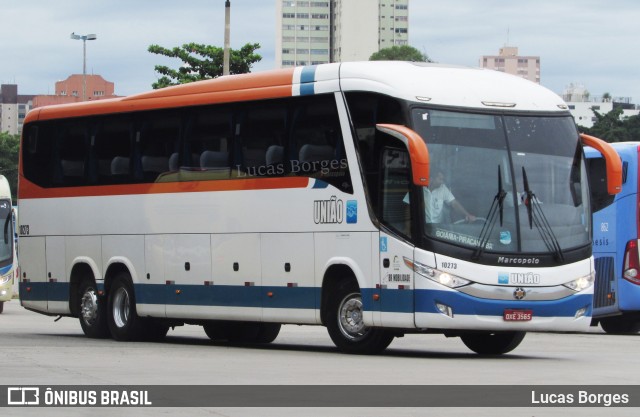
299,66,316,96
19,281,69,302
300,66,317,84
138,284,319,309
311,179,329,189
362,288,413,313
0,264,13,276
18,281,593,318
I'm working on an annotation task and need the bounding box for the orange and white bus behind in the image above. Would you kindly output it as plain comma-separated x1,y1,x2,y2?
18,62,621,354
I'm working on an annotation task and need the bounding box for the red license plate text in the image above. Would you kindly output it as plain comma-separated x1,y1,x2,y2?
503,309,533,321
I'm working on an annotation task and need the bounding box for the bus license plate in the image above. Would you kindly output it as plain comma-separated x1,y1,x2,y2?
504,309,533,321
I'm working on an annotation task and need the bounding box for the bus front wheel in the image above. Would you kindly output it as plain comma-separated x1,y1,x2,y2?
326,280,394,354
460,331,526,355
78,280,109,338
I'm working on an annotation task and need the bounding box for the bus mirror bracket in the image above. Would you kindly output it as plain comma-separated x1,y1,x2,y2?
580,133,623,195
376,124,430,186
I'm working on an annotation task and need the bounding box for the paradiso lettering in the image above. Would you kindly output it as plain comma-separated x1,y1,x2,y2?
314,196,344,224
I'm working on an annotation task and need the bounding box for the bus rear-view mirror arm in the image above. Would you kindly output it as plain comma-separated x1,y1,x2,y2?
376,124,430,186
580,133,623,195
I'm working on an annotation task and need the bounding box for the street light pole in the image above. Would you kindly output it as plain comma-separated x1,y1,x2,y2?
223,0,231,76
70,32,97,101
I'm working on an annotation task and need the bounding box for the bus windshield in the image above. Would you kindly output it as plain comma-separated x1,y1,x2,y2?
411,108,591,256
0,199,13,266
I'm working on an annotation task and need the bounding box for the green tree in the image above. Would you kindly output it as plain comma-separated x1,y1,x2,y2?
148,42,262,89
579,107,634,143
369,45,432,62
0,132,20,201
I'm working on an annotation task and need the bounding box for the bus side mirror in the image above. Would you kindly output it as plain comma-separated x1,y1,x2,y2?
580,134,622,196
376,124,430,186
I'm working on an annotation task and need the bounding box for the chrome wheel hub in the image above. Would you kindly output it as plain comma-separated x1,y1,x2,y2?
80,289,98,325
112,287,130,328
338,293,368,341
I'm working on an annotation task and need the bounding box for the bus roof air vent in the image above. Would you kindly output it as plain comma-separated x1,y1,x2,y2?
481,101,516,108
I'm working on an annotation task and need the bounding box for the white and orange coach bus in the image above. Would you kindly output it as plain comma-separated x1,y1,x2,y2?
18,62,621,354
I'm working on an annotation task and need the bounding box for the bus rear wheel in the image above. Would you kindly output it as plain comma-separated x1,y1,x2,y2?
107,273,145,341
78,280,109,338
600,317,640,334
460,331,526,355
326,280,394,354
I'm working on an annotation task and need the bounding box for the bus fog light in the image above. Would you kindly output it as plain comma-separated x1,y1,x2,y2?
0,290,6,296
436,302,453,318
574,306,589,319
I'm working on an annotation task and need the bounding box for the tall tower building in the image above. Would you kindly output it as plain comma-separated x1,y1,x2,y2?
276,0,410,68
480,46,540,84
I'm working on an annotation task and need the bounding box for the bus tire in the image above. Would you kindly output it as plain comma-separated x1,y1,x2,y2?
600,317,640,334
255,323,281,344
141,320,170,341
107,272,145,341
0,301,4,314
460,331,526,355
326,280,394,354
203,321,231,341
78,280,109,338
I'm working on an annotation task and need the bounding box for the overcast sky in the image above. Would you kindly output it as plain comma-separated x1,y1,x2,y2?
1,0,638,103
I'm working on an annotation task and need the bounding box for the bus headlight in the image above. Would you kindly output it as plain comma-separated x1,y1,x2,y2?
403,257,471,289
563,272,595,292
0,274,12,285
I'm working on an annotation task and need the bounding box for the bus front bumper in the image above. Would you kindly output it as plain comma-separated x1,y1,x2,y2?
414,288,593,332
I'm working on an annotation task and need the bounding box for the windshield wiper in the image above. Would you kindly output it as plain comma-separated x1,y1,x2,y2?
522,167,564,262
472,166,506,261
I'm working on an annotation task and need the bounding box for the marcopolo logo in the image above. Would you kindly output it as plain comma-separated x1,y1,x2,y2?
497,256,540,265
313,196,357,225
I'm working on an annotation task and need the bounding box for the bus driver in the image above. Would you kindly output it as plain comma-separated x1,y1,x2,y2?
424,170,476,223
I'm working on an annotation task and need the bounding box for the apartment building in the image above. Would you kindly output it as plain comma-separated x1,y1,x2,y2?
480,46,540,84
0,84,34,135
276,0,409,68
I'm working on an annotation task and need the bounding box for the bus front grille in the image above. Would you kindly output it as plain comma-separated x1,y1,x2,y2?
594,256,615,308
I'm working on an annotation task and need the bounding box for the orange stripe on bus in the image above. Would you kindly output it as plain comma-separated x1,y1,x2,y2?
18,176,310,199
25,69,297,123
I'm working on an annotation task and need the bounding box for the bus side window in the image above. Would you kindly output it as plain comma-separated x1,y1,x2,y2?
380,147,412,238
184,107,233,177
138,111,182,182
93,116,133,185
57,123,89,187
238,104,286,177
289,95,351,193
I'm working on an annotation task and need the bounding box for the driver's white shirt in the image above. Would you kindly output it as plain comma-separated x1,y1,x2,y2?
424,184,455,223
